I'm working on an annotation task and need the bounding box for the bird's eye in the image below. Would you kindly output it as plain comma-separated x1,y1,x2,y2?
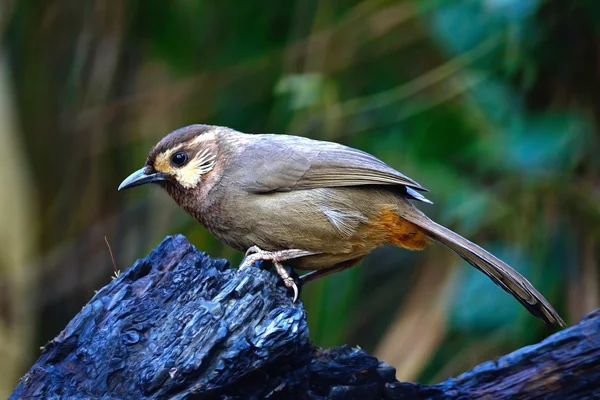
170,152,188,167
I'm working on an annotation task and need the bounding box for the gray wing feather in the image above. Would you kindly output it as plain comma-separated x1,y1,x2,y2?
237,134,428,194
238,139,311,192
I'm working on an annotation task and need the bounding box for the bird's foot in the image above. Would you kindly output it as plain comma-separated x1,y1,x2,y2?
239,246,271,270
239,246,316,302
273,261,299,302
244,245,262,258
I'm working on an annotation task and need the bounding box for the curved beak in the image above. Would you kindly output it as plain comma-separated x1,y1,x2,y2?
118,168,167,191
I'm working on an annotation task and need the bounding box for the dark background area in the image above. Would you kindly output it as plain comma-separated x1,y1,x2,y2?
1,0,599,396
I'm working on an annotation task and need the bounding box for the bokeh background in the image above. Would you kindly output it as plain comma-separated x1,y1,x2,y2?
1,0,599,396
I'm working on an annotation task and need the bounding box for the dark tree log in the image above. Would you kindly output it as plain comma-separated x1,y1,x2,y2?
10,235,600,399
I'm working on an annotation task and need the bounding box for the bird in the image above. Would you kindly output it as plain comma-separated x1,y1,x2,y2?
119,124,566,328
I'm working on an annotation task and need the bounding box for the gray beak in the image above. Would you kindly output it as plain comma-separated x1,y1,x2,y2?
118,168,167,191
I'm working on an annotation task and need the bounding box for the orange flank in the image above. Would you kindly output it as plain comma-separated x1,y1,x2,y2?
372,205,429,250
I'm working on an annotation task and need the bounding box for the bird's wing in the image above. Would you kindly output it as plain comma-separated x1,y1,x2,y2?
234,134,429,196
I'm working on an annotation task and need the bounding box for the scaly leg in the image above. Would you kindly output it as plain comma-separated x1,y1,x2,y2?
239,246,317,302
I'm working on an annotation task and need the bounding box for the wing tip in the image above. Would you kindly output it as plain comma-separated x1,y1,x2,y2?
406,187,433,204
517,292,566,328
541,307,567,329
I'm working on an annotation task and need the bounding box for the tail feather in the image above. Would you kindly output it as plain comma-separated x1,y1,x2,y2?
399,204,566,328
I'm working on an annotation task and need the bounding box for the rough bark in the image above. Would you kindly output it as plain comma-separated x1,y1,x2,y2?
10,235,600,399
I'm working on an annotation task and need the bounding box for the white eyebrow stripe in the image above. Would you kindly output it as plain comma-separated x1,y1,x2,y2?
153,129,219,189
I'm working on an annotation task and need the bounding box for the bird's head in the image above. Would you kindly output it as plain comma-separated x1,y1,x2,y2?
118,125,221,194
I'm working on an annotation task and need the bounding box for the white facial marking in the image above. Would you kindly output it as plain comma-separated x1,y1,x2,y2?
153,130,218,189
174,147,217,189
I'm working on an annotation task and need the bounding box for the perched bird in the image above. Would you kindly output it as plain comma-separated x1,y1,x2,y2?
119,124,566,327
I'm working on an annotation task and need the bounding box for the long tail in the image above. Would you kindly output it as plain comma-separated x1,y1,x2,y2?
399,203,566,328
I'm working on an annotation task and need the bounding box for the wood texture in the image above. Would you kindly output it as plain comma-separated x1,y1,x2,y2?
10,235,600,399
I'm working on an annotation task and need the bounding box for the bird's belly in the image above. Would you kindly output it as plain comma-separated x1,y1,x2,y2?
217,189,357,253
206,187,405,268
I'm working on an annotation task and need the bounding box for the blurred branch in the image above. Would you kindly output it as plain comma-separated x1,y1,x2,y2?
72,1,428,134
11,236,600,399
327,35,501,132
374,252,452,381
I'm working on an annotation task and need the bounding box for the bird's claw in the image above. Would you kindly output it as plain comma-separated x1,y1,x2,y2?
274,261,299,303
240,247,263,271
282,276,299,303
240,246,300,302
245,245,262,257
238,257,253,271
239,246,265,271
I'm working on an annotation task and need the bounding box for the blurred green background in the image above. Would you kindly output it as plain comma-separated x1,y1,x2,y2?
2,0,599,396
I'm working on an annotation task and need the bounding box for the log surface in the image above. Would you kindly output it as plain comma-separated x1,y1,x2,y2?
10,235,600,399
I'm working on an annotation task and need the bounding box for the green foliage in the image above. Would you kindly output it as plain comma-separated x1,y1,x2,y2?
449,244,535,334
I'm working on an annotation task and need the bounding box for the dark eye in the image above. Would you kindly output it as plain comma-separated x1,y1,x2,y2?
170,152,188,167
